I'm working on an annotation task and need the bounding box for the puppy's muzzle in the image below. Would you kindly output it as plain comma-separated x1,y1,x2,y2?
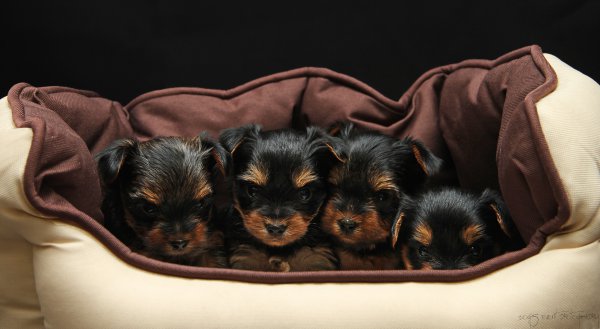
265,223,287,236
338,217,357,234
260,207,293,220
169,239,189,250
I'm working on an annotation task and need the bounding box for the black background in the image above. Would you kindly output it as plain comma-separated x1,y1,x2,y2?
3,1,599,104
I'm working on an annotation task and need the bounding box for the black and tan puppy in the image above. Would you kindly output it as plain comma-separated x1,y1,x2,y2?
220,124,342,272
321,122,443,270
95,134,228,268
391,188,524,270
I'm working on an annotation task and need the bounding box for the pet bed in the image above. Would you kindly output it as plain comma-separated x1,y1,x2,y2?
1,45,599,328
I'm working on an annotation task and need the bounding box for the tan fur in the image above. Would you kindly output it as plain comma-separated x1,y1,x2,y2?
420,262,433,270
414,222,433,246
147,227,166,247
229,138,245,156
462,224,485,245
490,204,511,237
411,144,429,175
391,213,404,249
328,165,343,186
241,210,312,247
321,201,390,246
139,187,161,204
268,256,291,272
401,245,413,270
325,143,345,163
239,163,269,186
210,148,226,176
194,181,213,200
292,166,318,189
368,172,397,192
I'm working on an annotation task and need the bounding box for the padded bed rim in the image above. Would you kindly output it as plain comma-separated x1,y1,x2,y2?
5,45,567,284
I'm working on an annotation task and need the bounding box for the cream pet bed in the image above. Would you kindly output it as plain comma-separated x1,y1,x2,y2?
1,45,599,329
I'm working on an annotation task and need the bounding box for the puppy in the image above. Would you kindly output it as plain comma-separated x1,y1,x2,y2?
321,122,443,270
391,188,525,270
220,124,342,272
95,134,228,268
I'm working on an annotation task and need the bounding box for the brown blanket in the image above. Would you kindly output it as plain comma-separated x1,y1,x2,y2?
6,45,566,283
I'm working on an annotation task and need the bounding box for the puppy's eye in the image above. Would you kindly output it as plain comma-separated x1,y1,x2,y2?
298,187,311,201
417,246,428,257
375,190,391,202
141,203,158,216
246,184,260,198
193,199,206,210
469,245,481,257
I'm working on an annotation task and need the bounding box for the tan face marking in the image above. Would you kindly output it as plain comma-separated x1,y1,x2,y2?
462,224,485,245
191,222,208,246
194,180,213,200
321,201,390,246
147,227,166,246
414,222,433,246
138,187,161,204
292,166,318,189
241,210,313,247
238,163,269,186
368,171,397,192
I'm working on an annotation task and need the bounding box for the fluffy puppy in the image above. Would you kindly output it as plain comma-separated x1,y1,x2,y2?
391,188,525,270
220,125,342,272
95,134,228,268
321,122,443,270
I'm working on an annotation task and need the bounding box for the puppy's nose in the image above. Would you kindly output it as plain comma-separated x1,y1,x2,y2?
338,218,357,233
169,239,189,250
265,223,287,236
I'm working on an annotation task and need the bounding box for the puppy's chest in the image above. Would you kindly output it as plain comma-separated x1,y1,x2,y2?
335,247,400,270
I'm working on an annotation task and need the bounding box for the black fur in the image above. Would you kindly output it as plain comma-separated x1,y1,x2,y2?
392,188,525,270
219,124,341,271
322,122,443,269
95,134,228,267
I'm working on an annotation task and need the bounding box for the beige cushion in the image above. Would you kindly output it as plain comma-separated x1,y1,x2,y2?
0,53,599,328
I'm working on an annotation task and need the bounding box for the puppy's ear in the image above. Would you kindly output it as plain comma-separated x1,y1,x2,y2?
307,126,346,163
406,138,443,177
390,195,413,249
95,138,137,186
199,133,229,177
327,121,354,138
477,189,524,249
390,211,405,249
219,124,261,157
393,137,443,193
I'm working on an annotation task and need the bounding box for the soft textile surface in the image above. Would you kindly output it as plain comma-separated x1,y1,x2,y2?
0,97,44,328
0,52,598,329
3,45,570,283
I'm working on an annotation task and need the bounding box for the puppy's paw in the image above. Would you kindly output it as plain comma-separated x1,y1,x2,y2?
268,256,291,272
288,245,338,271
229,243,272,271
